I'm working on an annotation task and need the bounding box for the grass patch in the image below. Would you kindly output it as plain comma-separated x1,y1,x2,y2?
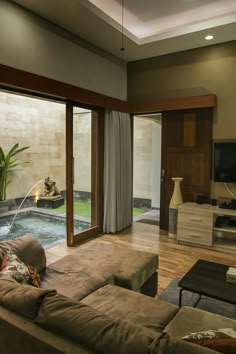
133,207,144,217
54,199,91,218
54,199,144,218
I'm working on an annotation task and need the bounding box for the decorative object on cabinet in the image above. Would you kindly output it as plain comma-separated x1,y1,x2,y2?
169,177,183,239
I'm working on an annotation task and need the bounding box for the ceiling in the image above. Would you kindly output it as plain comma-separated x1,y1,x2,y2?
12,0,236,62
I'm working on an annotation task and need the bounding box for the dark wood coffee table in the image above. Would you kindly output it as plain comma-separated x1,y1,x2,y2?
178,259,236,307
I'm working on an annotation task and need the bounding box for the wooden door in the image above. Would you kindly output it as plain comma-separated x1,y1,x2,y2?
66,102,104,246
159,108,213,230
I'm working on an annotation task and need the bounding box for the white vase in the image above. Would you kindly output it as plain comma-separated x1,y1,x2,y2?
169,177,183,239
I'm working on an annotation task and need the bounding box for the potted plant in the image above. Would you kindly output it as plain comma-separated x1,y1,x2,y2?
0,143,29,201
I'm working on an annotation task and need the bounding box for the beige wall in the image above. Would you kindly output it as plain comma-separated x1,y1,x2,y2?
128,41,236,200
133,118,153,200
133,118,161,208
73,109,91,193
0,92,94,201
0,0,127,100
0,92,66,200
151,120,161,209
0,91,95,200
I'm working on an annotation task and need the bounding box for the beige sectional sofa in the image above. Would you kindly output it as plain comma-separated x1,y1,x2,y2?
0,235,235,354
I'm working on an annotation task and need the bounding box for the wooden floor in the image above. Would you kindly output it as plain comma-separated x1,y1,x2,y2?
46,222,236,296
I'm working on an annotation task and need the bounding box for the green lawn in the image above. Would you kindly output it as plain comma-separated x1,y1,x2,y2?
54,199,144,218
133,207,144,217
54,199,91,218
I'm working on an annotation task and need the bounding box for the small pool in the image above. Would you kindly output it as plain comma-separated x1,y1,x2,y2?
0,211,90,249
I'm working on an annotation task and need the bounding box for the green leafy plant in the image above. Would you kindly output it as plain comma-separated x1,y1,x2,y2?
0,143,29,201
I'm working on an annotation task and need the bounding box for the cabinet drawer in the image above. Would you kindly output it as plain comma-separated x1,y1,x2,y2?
178,210,213,228
177,225,212,246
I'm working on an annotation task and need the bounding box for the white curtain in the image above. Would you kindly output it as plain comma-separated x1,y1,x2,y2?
103,109,132,233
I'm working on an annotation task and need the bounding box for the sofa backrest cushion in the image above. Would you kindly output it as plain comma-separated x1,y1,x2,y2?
0,274,56,320
36,293,159,354
0,235,46,272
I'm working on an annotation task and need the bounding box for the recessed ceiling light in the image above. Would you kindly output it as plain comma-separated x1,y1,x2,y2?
205,35,214,40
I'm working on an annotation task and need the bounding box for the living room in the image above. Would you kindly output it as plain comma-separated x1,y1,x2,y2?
1,1,236,353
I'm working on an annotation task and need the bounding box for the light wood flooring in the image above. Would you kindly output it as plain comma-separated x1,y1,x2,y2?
46,222,236,296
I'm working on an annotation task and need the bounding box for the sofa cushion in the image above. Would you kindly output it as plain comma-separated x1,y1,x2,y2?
0,274,56,319
49,241,158,292
150,337,220,354
36,292,159,354
82,284,178,333
1,251,30,284
41,266,113,301
164,306,236,339
0,235,46,272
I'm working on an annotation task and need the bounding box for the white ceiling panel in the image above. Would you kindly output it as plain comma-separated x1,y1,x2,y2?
12,0,236,61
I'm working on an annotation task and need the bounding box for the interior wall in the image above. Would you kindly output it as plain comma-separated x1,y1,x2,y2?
133,118,152,201
133,118,161,208
128,41,236,200
73,108,91,193
151,120,161,209
0,92,91,200
0,91,65,200
0,0,127,100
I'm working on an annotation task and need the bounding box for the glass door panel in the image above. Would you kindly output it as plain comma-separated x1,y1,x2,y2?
66,102,103,245
73,107,92,235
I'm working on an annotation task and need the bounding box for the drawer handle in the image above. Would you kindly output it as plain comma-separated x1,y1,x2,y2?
190,217,201,222
189,234,201,238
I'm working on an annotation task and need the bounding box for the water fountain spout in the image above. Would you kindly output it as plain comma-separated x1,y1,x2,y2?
0,179,44,236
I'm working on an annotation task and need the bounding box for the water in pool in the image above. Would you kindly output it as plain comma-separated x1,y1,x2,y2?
0,212,90,249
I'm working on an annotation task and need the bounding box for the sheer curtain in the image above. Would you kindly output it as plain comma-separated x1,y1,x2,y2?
103,109,132,233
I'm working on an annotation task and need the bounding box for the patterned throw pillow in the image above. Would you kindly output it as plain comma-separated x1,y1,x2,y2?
182,328,236,354
1,251,30,284
27,265,41,288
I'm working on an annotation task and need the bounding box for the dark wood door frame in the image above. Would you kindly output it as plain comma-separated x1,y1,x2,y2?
66,102,74,246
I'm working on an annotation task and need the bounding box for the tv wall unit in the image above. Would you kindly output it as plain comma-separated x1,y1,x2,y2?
177,202,236,254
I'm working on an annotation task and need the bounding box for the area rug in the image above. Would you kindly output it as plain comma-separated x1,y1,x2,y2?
159,278,236,320
136,218,159,226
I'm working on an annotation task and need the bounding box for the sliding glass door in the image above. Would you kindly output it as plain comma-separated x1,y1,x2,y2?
66,102,103,246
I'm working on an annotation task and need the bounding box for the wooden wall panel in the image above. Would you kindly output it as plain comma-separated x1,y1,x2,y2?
129,94,217,113
160,108,213,230
184,113,196,147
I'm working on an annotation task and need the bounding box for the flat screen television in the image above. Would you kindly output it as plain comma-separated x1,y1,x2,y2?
213,141,236,182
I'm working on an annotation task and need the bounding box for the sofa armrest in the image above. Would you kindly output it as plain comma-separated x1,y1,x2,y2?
0,235,46,272
0,306,90,354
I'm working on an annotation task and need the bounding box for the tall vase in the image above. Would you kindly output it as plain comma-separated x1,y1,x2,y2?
169,177,183,239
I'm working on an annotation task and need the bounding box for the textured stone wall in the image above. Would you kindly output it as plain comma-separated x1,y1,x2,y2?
133,117,161,207
73,109,91,193
0,91,66,200
133,118,153,199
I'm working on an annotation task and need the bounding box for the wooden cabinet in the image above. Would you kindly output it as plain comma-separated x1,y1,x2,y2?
177,203,213,246
177,202,236,253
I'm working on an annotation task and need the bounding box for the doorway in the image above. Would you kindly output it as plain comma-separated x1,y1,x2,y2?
133,114,161,225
